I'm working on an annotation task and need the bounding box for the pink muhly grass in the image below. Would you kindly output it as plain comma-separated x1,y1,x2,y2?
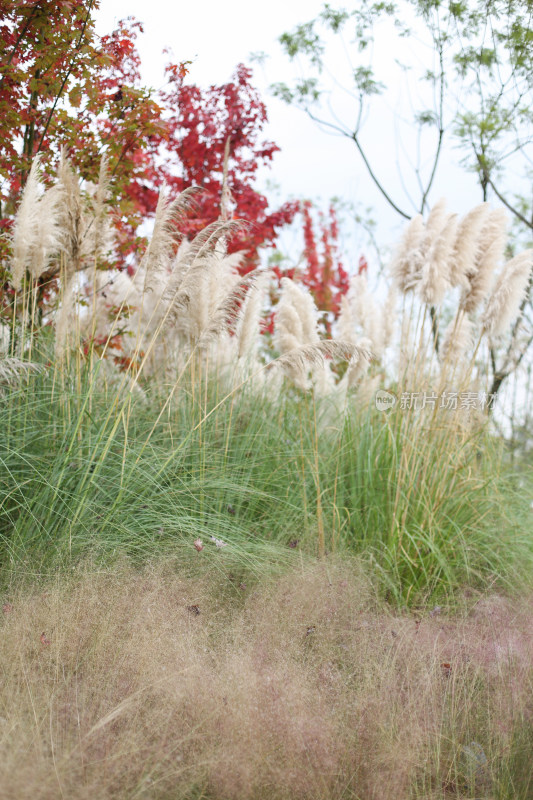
3,564,533,800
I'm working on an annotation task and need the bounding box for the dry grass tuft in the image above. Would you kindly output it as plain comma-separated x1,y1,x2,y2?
1,561,533,799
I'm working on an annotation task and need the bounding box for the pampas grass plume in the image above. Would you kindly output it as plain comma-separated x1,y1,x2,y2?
0,352,44,386
275,339,371,377
390,214,425,293
345,337,372,387
88,153,113,261
57,150,85,272
346,273,382,352
274,279,321,389
142,185,201,294
11,155,42,289
460,208,507,313
380,286,397,352
449,202,490,288
142,184,177,293
440,314,473,363
424,197,448,239
417,213,457,306
482,249,533,337
54,274,76,359
31,183,63,281
275,278,320,348
236,272,268,359
160,223,242,335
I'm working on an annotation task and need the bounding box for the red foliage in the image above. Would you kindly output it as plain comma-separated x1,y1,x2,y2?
299,201,350,333
0,3,297,277
1,1,361,343
158,62,299,271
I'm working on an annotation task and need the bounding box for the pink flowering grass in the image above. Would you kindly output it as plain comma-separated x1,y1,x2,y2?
1,558,532,799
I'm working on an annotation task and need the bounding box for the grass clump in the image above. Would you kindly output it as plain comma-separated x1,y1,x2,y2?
1,169,533,796
1,356,530,604
2,560,533,799
2,171,532,602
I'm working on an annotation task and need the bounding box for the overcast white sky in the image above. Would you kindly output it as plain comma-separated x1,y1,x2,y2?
95,0,482,266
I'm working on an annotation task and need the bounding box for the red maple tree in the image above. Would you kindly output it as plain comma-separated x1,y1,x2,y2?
299,200,350,333
0,2,298,283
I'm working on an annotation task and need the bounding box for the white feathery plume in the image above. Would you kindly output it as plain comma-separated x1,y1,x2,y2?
54,273,76,359
313,357,336,397
288,278,320,346
460,208,507,314
141,185,200,294
206,250,242,318
88,153,113,261
161,229,241,336
380,286,397,352
273,284,306,388
179,218,244,268
449,202,491,288
275,339,371,377
482,249,533,338
141,184,177,293
86,270,140,341
417,213,457,306
11,155,43,289
337,295,354,344
187,255,218,341
235,272,269,359
355,373,381,408
0,351,44,387
275,300,304,353
346,273,382,352
389,214,425,293
398,307,415,371
276,278,320,346
424,197,448,240
30,183,63,281
344,336,372,388
440,314,473,363
194,260,262,349
57,150,94,276
412,199,449,296
274,278,320,390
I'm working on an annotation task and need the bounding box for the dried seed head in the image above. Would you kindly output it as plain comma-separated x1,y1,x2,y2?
390,214,425,293
482,250,533,338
